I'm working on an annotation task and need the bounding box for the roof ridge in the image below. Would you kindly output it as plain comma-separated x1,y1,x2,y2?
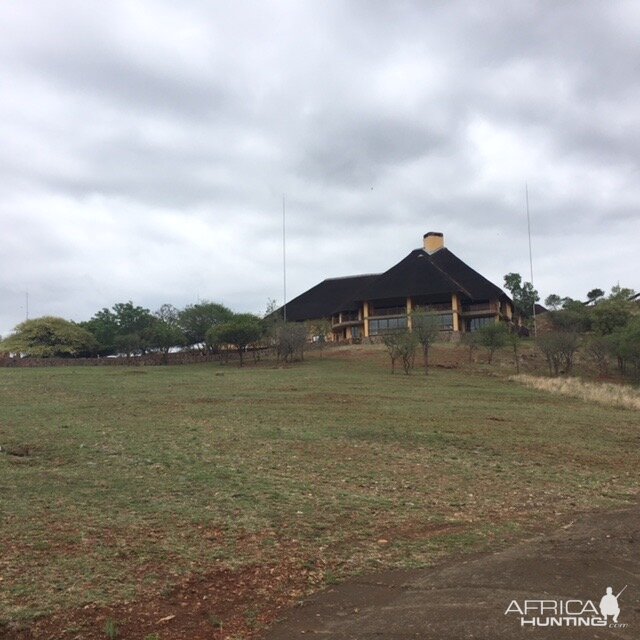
324,273,381,281
423,248,473,298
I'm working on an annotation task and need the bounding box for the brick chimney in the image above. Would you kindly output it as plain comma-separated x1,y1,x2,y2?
423,231,444,254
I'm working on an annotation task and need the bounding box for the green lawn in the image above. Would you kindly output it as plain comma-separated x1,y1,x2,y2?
1,350,638,625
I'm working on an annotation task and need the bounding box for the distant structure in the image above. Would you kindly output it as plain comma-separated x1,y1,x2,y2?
275,232,518,342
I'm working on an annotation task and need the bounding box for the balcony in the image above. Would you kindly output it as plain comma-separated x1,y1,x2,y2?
461,303,498,315
412,302,452,313
332,311,361,326
369,306,407,317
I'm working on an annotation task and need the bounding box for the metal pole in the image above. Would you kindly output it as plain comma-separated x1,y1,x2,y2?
526,184,536,337
282,195,287,324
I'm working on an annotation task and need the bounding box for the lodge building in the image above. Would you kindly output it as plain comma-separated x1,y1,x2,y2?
280,232,516,342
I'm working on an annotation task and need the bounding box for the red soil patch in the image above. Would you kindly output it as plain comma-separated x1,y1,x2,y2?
9,561,319,640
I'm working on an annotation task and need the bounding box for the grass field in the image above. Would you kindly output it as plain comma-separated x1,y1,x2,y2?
1,347,638,637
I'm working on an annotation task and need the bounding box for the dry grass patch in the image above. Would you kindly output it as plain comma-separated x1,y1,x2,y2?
511,374,640,411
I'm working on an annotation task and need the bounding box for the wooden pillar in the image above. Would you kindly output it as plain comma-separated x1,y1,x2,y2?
406,297,412,330
451,293,460,332
363,301,370,338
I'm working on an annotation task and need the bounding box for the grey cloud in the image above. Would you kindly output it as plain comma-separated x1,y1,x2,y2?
1,0,639,335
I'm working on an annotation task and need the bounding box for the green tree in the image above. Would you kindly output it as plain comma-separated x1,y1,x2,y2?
544,294,563,311
113,333,142,358
503,273,539,323
207,314,264,366
81,308,119,355
609,285,636,301
83,302,156,355
586,288,605,304
411,311,440,375
592,295,634,335
155,303,181,326
610,318,640,379
476,322,508,364
179,301,233,352
548,299,591,333
144,319,186,362
1,317,98,358
111,302,155,336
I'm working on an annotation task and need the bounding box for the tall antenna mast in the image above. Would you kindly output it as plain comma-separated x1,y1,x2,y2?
526,183,536,337
282,194,287,324
26,291,29,321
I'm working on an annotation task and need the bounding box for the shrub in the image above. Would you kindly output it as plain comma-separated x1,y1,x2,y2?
475,323,509,364
536,331,580,376
274,322,307,363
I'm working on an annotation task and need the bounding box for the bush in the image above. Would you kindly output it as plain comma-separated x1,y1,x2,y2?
274,322,307,363
475,323,509,364
536,331,580,376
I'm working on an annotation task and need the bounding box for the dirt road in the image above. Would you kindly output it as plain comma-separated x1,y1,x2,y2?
265,505,639,640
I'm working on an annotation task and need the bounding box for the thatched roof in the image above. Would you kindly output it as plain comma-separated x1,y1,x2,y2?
276,246,509,321
280,274,379,322
357,248,506,302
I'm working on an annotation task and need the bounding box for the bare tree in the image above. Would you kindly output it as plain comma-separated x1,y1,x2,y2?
398,331,417,375
507,330,521,374
411,311,440,375
382,332,402,374
584,335,609,376
275,322,307,363
382,331,416,375
461,331,479,363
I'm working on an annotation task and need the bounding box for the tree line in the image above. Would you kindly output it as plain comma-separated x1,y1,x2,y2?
378,282,639,381
497,277,639,380
538,285,640,379
0,300,309,366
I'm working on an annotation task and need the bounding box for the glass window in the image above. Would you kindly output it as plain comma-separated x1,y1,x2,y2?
438,313,453,330
467,316,494,332
369,316,407,335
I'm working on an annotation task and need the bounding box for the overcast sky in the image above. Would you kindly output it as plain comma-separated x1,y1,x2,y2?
2,1,639,335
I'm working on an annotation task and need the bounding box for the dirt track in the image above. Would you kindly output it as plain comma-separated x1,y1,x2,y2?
265,505,639,640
